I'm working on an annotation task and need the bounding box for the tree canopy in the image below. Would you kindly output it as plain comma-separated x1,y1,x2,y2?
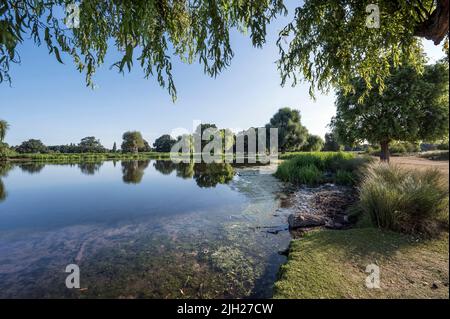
1,1,447,100
331,61,449,161
302,135,324,152
0,120,9,142
265,107,308,152
78,136,106,153
323,132,343,152
122,131,145,153
15,139,48,153
153,134,176,153
277,0,449,99
0,0,285,100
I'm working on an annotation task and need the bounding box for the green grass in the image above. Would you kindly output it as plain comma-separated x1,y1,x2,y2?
275,152,371,186
274,228,449,299
355,164,449,237
5,152,171,162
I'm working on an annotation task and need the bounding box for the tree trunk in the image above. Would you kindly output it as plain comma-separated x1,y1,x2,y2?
380,141,390,163
414,0,449,45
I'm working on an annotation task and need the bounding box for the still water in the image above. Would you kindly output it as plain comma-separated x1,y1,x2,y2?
0,160,291,298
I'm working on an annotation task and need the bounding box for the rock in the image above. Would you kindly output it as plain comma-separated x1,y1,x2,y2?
325,221,344,229
288,213,326,229
431,282,439,290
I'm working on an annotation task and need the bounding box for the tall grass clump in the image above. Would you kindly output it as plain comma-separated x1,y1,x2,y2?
357,164,449,237
275,152,371,186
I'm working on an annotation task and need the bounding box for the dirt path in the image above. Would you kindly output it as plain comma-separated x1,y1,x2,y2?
389,156,449,174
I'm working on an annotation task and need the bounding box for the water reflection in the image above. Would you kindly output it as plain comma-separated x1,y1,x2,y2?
17,162,46,174
121,160,150,184
152,160,176,175
152,160,234,188
78,162,103,176
0,160,253,202
0,180,5,202
193,163,234,188
0,159,289,298
0,162,12,202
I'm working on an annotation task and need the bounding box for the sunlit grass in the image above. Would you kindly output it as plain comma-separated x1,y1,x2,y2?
275,152,372,186
355,164,449,237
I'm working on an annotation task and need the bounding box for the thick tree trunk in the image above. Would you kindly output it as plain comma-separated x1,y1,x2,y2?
414,0,449,45
380,141,390,163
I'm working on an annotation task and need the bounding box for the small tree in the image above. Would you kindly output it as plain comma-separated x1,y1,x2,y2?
153,134,176,153
323,132,343,152
332,61,449,162
265,108,309,152
78,136,106,153
302,135,324,152
16,139,48,153
139,139,151,152
112,142,117,153
0,120,9,142
121,131,145,153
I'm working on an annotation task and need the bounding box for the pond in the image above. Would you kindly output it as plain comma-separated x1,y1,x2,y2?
0,160,292,298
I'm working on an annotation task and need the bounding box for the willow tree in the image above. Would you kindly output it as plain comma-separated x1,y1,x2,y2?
332,61,449,162
0,1,448,99
0,120,9,142
0,0,285,100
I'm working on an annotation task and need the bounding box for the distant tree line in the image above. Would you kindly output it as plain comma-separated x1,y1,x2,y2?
150,108,329,155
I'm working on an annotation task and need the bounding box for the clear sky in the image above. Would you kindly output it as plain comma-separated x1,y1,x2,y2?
0,7,446,148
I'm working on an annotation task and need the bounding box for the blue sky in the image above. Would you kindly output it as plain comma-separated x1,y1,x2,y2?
0,9,446,148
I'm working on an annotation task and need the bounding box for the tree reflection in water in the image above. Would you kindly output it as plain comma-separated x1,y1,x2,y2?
152,160,234,188
78,162,104,175
17,162,45,174
121,160,150,184
0,162,13,202
0,160,237,201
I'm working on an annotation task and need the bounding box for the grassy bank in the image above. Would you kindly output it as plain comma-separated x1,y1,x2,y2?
275,152,371,186
273,156,449,299
4,152,171,162
274,228,449,298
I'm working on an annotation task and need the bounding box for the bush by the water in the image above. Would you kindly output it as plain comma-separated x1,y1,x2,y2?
357,164,449,237
275,152,371,186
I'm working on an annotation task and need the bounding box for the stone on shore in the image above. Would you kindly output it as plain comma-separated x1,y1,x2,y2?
288,213,326,229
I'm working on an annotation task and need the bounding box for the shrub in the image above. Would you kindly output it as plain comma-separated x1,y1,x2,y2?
335,169,355,186
275,160,323,186
293,164,323,185
275,152,371,186
357,164,449,237
437,142,449,150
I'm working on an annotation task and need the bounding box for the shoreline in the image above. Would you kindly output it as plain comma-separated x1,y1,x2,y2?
272,159,449,299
